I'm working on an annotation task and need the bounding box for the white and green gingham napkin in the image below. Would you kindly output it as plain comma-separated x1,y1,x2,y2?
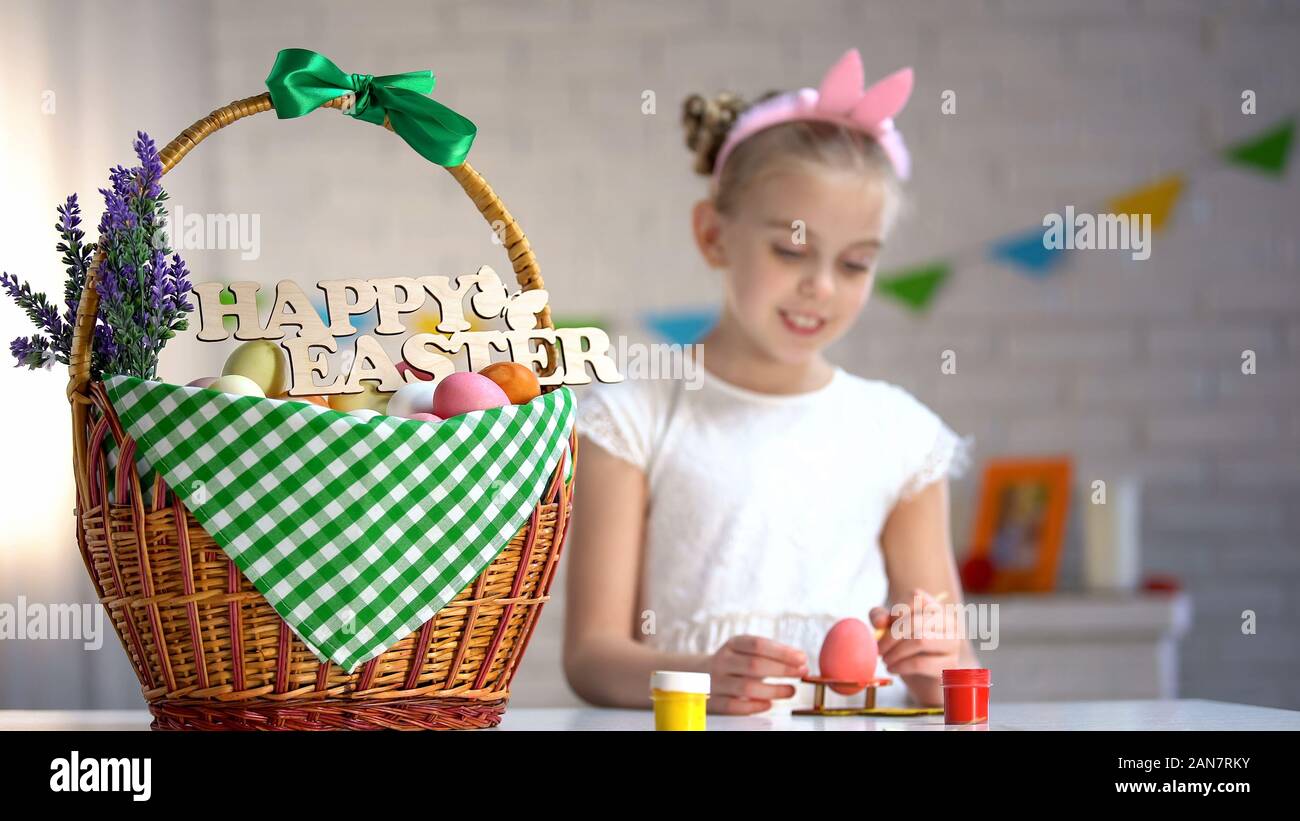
103,375,575,672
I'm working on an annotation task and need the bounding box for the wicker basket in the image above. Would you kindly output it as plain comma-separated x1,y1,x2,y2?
65,92,577,730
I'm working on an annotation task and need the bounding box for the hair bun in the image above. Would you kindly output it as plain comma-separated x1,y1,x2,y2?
681,92,747,176
681,90,785,176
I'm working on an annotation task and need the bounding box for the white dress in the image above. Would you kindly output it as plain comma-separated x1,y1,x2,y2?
576,364,971,710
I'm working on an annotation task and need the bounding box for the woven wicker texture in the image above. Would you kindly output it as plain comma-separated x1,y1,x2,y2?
64,92,575,730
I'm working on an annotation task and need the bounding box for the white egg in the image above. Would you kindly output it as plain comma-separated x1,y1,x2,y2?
208,374,265,397
347,409,383,421
386,381,437,418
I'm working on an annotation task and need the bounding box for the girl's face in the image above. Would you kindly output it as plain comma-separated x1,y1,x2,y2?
694,165,894,365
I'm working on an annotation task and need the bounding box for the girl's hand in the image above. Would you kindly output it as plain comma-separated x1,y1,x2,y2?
706,635,809,715
870,589,964,703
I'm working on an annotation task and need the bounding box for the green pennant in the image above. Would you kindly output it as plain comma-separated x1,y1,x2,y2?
1223,119,1294,176
552,314,609,331
876,262,951,311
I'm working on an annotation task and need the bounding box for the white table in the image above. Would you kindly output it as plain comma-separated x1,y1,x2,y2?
2,699,1297,730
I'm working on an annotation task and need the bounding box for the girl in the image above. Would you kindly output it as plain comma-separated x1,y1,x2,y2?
563,49,977,714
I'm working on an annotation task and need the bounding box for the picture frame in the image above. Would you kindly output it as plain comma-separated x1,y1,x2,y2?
968,457,1073,593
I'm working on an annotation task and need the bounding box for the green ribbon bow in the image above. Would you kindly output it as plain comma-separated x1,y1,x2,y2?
265,48,477,167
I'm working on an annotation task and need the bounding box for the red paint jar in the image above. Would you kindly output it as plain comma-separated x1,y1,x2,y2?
942,668,991,724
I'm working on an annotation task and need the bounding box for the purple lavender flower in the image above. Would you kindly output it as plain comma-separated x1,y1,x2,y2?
5,132,191,378
134,132,164,201
10,336,51,369
91,131,192,379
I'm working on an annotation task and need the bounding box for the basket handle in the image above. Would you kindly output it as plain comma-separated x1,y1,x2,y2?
67,92,557,510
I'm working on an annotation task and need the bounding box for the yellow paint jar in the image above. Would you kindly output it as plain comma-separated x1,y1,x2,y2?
650,671,710,731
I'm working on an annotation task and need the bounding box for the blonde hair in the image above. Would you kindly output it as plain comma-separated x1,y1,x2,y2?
681,90,903,220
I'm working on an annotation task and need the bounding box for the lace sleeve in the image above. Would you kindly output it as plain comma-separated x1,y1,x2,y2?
576,388,650,471
898,422,975,501
886,384,974,503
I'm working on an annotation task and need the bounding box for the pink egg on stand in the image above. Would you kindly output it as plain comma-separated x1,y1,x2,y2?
433,372,509,419
818,617,879,695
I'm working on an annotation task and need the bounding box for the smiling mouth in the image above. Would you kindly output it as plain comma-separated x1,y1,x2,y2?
778,309,827,335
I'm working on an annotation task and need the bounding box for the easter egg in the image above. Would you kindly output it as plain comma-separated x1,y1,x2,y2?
187,376,218,389
396,361,433,382
387,381,437,418
479,362,541,405
222,340,288,396
276,393,330,408
407,412,443,423
329,382,391,414
207,374,265,398
433,372,509,419
819,617,878,695
347,409,383,421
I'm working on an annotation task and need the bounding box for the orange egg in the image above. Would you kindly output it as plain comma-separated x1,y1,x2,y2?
478,362,541,405
273,393,331,408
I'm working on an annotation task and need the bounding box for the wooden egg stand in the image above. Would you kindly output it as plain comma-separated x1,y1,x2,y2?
794,675,943,717
794,675,894,716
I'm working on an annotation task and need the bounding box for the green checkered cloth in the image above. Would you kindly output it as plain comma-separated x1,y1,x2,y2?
103,375,575,673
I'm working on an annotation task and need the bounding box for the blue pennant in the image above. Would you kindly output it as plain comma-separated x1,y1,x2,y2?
643,307,718,346
991,227,1069,277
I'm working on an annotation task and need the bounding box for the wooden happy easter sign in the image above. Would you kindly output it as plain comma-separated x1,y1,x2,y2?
192,266,623,396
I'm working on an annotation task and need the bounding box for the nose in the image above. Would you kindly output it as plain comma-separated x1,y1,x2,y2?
797,263,836,301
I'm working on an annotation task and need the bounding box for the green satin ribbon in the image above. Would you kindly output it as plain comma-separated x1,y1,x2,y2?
265,48,477,167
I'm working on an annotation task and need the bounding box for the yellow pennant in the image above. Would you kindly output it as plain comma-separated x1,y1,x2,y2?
1107,174,1185,232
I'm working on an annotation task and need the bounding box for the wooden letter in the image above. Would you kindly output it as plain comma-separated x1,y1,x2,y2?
555,327,623,384
371,276,426,336
282,335,346,396
341,334,404,393
399,334,459,386
264,280,329,341
318,278,379,336
194,281,264,341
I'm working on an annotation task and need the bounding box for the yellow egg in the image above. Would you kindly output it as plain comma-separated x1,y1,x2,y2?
328,382,391,413
222,340,288,396
208,374,265,397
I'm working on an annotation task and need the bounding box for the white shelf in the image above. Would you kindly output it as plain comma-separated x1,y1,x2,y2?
966,591,1192,701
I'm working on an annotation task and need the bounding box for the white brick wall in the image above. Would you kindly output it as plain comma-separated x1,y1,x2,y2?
5,0,1294,711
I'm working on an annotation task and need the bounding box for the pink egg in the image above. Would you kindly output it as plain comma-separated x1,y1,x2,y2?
187,376,218,388
396,361,433,382
819,617,879,695
433,372,509,419
407,412,443,423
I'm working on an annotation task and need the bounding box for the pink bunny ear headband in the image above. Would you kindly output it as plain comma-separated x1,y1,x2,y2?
711,49,914,184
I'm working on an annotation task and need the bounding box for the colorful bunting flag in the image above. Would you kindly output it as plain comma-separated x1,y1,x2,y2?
1223,119,1294,177
552,314,610,331
643,307,718,345
1107,174,1185,232
990,226,1069,277
875,263,950,311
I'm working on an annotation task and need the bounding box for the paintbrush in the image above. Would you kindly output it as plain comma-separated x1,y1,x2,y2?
875,590,949,641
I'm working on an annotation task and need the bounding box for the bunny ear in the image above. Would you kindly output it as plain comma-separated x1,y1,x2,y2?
816,49,865,113
850,67,914,125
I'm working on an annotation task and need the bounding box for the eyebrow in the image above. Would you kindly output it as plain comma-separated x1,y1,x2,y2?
763,219,882,248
